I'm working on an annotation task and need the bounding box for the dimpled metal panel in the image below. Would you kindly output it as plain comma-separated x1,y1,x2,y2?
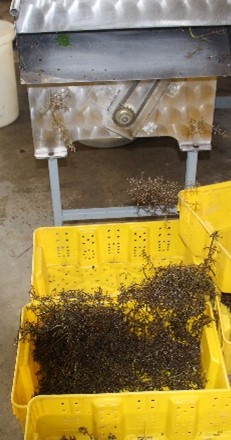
28,78,216,158
16,0,231,33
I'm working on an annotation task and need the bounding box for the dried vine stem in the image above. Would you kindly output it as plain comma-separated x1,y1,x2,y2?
60,426,116,440
61,436,77,440
46,89,76,152
189,118,230,140
202,231,220,275
60,428,116,440
188,27,224,42
186,27,224,59
78,428,116,440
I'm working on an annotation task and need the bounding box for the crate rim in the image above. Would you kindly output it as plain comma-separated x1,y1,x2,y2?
179,180,231,196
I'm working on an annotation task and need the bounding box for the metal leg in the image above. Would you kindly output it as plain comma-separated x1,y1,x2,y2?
48,157,63,226
215,96,231,109
185,151,198,188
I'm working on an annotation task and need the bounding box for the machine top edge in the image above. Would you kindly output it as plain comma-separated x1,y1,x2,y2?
15,0,231,34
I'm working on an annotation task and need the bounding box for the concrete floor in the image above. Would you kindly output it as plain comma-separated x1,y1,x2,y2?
1,2,231,439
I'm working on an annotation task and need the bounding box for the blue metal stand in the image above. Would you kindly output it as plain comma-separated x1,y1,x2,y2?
48,152,194,226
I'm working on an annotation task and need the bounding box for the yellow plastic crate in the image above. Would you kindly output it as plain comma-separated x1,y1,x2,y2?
216,297,231,375
11,301,230,430
31,220,199,297
178,181,231,292
11,220,231,433
24,391,231,440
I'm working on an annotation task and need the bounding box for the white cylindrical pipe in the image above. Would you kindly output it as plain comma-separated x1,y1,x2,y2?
0,20,19,128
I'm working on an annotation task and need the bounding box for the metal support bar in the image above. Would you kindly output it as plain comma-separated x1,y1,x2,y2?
48,157,63,226
185,151,198,188
62,206,178,222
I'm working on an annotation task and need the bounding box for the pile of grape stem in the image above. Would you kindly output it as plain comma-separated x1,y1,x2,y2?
19,234,218,395
126,174,182,215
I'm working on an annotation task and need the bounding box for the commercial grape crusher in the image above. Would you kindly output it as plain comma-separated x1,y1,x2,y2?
10,0,231,224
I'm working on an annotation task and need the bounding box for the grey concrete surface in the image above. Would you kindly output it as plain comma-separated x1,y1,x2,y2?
1,2,231,439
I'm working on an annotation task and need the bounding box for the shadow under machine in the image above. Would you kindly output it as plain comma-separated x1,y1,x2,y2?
11,0,231,224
